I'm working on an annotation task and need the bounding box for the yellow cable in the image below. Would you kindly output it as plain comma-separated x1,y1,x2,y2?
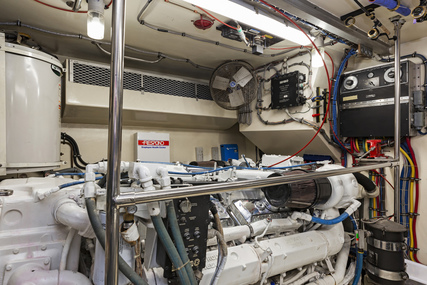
364,140,369,152
400,147,415,261
355,138,360,152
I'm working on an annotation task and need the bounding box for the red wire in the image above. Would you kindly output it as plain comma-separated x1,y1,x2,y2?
258,0,331,168
33,0,88,13
371,169,394,190
406,137,420,263
325,51,335,79
196,6,237,30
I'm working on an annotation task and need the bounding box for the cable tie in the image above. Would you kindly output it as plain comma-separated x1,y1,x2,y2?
17,20,21,27
172,260,190,272
409,247,420,252
415,178,421,182
181,33,185,37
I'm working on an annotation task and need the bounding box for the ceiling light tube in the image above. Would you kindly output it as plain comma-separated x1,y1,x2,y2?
181,0,313,45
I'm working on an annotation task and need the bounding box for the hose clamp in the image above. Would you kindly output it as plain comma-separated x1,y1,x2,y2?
367,237,406,251
366,262,408,281
389,0,400,12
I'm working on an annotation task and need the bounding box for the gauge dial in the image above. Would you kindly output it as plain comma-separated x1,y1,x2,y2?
344,75,358,90
384,67,402,83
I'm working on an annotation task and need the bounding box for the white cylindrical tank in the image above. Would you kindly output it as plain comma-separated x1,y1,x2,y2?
5,43,62,173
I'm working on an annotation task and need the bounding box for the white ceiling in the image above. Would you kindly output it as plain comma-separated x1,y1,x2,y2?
1,0,426,79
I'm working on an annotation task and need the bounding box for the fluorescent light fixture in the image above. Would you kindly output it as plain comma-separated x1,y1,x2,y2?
312,35,324,68
312,47,325,68
87,0,105,40
181,0,313,45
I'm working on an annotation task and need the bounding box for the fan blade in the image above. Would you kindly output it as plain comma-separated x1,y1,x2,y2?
233,67,253,88
212,76,230,91
229,89,245,107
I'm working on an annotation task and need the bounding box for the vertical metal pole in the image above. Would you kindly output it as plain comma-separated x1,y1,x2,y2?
106,0,126,284
391,16,404,222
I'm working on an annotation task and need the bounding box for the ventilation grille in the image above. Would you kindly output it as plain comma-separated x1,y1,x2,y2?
70,61,212,100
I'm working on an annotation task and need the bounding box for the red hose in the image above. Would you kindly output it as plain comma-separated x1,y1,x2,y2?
406,137,420,263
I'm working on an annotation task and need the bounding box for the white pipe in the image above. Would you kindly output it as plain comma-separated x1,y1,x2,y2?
207,218,301,246
7,264,92,285
305,234,351,285
60,228,77,271
55,200,95,238
339,261,356,285
289,272,320,285
200,210,345,285
283,267,308,285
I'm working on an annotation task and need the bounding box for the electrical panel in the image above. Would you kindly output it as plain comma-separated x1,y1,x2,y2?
271,71,306,109
216,22,281,55
339,59,424,137
157,195,210,280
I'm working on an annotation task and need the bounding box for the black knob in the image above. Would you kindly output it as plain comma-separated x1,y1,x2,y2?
183,232,191,240
192,246,199,254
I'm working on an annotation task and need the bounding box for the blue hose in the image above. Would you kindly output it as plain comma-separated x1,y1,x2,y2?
263,162,317,170
58,176,102,189
169,166,234,175
311,212,350,225
369,0,411,16
352,250,364,285
332,50,357,151
55,173,85,176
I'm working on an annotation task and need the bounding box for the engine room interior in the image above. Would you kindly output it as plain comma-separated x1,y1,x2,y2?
1,0,427,284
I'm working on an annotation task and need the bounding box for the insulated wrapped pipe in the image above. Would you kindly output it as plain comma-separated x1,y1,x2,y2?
369,0,411,16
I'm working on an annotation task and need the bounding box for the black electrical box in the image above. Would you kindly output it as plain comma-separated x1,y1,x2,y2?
157,195,210,280
271,71,306,109
338,60,422,137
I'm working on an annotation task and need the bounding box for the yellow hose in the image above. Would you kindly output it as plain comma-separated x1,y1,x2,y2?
364,140,369,152
400,147,415,262
355,138,360,152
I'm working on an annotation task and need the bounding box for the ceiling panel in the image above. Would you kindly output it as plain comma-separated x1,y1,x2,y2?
1,0,426,79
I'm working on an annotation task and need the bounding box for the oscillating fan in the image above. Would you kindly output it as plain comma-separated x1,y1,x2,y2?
209,61,257,110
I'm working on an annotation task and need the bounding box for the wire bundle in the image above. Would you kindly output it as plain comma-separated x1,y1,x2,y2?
400,138,420,263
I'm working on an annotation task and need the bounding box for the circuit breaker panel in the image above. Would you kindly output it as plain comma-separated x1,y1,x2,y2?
271,71,306,109
339,60,424,137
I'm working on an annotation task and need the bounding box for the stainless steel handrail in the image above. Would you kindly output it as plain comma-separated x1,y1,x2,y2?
105,0,126,284
114,162,398,207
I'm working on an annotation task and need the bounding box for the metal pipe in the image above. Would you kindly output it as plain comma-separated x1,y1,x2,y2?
105,0,126,284
115,162,397,207
391,16,405,222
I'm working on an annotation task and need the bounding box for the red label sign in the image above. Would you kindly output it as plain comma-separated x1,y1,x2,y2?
138,140,170,146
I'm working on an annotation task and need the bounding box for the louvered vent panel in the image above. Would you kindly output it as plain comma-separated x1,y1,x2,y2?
70,61,212,100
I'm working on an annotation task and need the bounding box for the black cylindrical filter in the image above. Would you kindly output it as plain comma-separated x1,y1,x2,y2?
261,170,332,209
365,219,408,285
